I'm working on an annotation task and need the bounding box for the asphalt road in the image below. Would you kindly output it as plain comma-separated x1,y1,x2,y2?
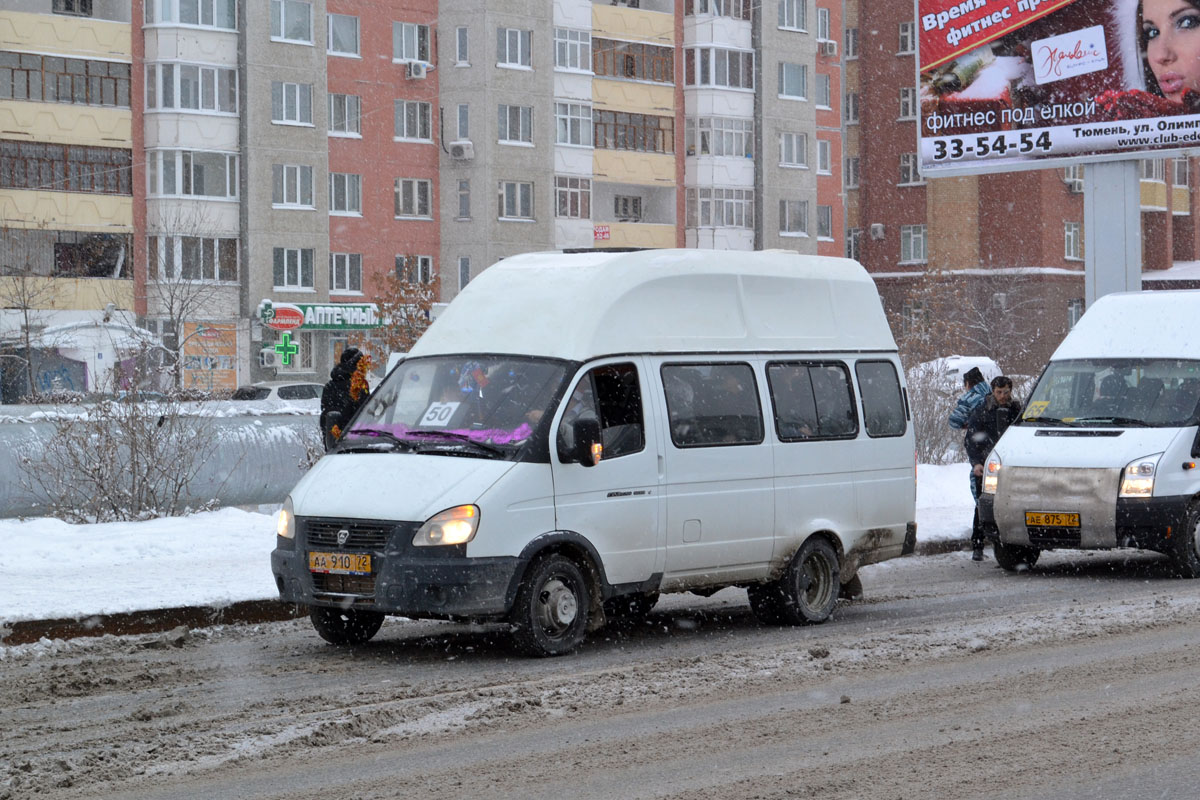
5,547,1200,800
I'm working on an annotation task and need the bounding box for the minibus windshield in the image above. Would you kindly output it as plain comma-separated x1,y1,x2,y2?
1020,358,1200,428
339,355,570,458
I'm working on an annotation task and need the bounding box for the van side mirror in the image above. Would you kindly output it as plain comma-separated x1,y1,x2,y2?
572,417,602,467
326,410,342,430
1192,427,1200,459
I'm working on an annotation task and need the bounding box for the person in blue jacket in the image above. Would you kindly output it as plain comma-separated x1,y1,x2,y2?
949,367,990,559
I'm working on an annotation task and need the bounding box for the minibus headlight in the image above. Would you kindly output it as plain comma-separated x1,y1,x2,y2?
1119,453,1163,498
413,505,480,547
982,454,1001,494
276,496,296,539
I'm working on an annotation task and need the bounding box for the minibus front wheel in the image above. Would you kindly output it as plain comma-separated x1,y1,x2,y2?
1171,503,1200,578
510,553,592,657
309,606,385,646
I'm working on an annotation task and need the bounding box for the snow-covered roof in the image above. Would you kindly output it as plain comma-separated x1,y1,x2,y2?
29,321,160,353
409,249,896,361
1052,289,1200,360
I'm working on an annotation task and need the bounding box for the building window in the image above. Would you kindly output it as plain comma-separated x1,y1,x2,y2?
1067,298,1084,328
555,176,591,219
328,93,360,135
599,39,676,83
687,0,752,19
817,139,832,173
686,117,754,157
272,164,313,207
899,152,921,185
1175,158,1190,186
329,253,362,293
1140,159,1166,181
498,27,533,67
456,26,469,64
327,14,359,56
271,0,312,43
901,224,927,263
148,235,237,282
273,246,314,289
684,46,752,89
498,104,534,144
457,104,469,139
145,0,237,29
393,22,430,62
898,21,916,54
817,205,833,239
779,62,807,99
686,188,754,228
556,102,593,146
780,199,808,236
394,178,432,218
615,194,643,222
498,180,534,219
458,256,471,290
555,28,592,71
394,100,432,140
457,179,470,219
816,73,831,107
396,254,433,284
594,110,675,154
1065,221,1082,260
148,149,237,198
779,0,807,30
846,227,862,260
53,0,92,16
780,131,808,167
845,92,859,123
845,156,860,188
817,7,831,40
329,173,361,215
845,27,859,58
899,86,918,119
146,63,236,113
271,81,312,125
5,52,132,108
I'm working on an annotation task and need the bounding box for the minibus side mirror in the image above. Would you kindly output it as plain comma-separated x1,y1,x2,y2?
326,411,342,430
1191,427,1200,459
572,418,602,467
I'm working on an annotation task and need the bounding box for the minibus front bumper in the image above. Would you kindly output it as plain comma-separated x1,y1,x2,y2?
979,492,1191,551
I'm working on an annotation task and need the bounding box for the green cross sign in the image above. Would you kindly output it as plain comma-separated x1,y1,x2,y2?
274,332,299,366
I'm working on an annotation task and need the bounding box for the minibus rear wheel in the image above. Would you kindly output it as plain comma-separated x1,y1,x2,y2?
750,537,839,626
510,553,591,657
309,606,385,646
1171,504,1200,578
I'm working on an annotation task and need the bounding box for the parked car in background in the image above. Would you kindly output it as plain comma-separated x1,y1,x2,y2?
231,381,323,402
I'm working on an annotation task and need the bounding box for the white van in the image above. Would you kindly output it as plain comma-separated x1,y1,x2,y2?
980,290,1200,575
271,249,917,656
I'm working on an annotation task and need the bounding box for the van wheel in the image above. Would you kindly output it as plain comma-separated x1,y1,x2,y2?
993,540,1040,572
748,583,788,625
750,538,840,626
510,554,591,657
604,592,659,630
1172,504,1200,578
309,606,384,646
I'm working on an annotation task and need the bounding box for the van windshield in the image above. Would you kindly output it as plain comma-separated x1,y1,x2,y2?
1020,359,1200,428
339,355,571,459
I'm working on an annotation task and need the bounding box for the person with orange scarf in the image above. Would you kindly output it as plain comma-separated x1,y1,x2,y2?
320,347,371,451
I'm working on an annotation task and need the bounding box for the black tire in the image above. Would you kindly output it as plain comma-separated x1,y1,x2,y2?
992,540,1041,572
604,592,659,630
510,553,591,657
1172,503,1200,578
750,537,840,626
309,606,384,646
838,572,864,601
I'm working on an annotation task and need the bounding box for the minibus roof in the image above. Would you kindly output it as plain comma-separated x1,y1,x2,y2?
1051,289,1200,361
409,249,897,361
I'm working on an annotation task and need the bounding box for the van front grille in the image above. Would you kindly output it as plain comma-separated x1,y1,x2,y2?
312,572,376,601
304,520,391,550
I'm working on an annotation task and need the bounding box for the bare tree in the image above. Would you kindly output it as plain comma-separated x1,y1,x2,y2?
953,269,1044,372
351,254,440,367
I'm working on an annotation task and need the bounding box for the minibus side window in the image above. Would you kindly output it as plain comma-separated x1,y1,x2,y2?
662,362,764,447
556,363,645,462
855,360,907,438
767,361,859,441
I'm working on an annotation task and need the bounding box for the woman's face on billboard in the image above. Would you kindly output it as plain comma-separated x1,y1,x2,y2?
1143,0,1200,101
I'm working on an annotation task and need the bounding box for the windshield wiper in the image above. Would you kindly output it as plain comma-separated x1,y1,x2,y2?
402,429,508,457
1022,416,1078,427
338,427,415,451
1073,416,1151,428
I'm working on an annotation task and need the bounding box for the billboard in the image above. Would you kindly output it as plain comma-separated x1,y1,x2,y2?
918,0,1200,175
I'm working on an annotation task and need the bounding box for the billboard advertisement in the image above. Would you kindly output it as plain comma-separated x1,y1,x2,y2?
919,0,1200,175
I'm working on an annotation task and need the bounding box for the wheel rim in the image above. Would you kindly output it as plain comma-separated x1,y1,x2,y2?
534,576,578,639
799,550,835,612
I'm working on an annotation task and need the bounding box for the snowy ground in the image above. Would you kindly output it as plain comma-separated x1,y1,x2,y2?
0,463,974,625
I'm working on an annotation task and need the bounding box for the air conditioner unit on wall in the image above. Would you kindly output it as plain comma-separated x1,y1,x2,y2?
1067,178,1084,193
407,61,428,79
819,39,838,57
449,140,475,160
259,348,279,368
869,223,885,240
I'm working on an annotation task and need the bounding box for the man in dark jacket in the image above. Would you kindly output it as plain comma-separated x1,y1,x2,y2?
965,375,1022,561
320,347,367,451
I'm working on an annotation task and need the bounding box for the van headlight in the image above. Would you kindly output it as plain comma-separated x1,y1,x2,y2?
982,453,1001,494
1120,453,1162,498
276,496,295,539
413,505,480,546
